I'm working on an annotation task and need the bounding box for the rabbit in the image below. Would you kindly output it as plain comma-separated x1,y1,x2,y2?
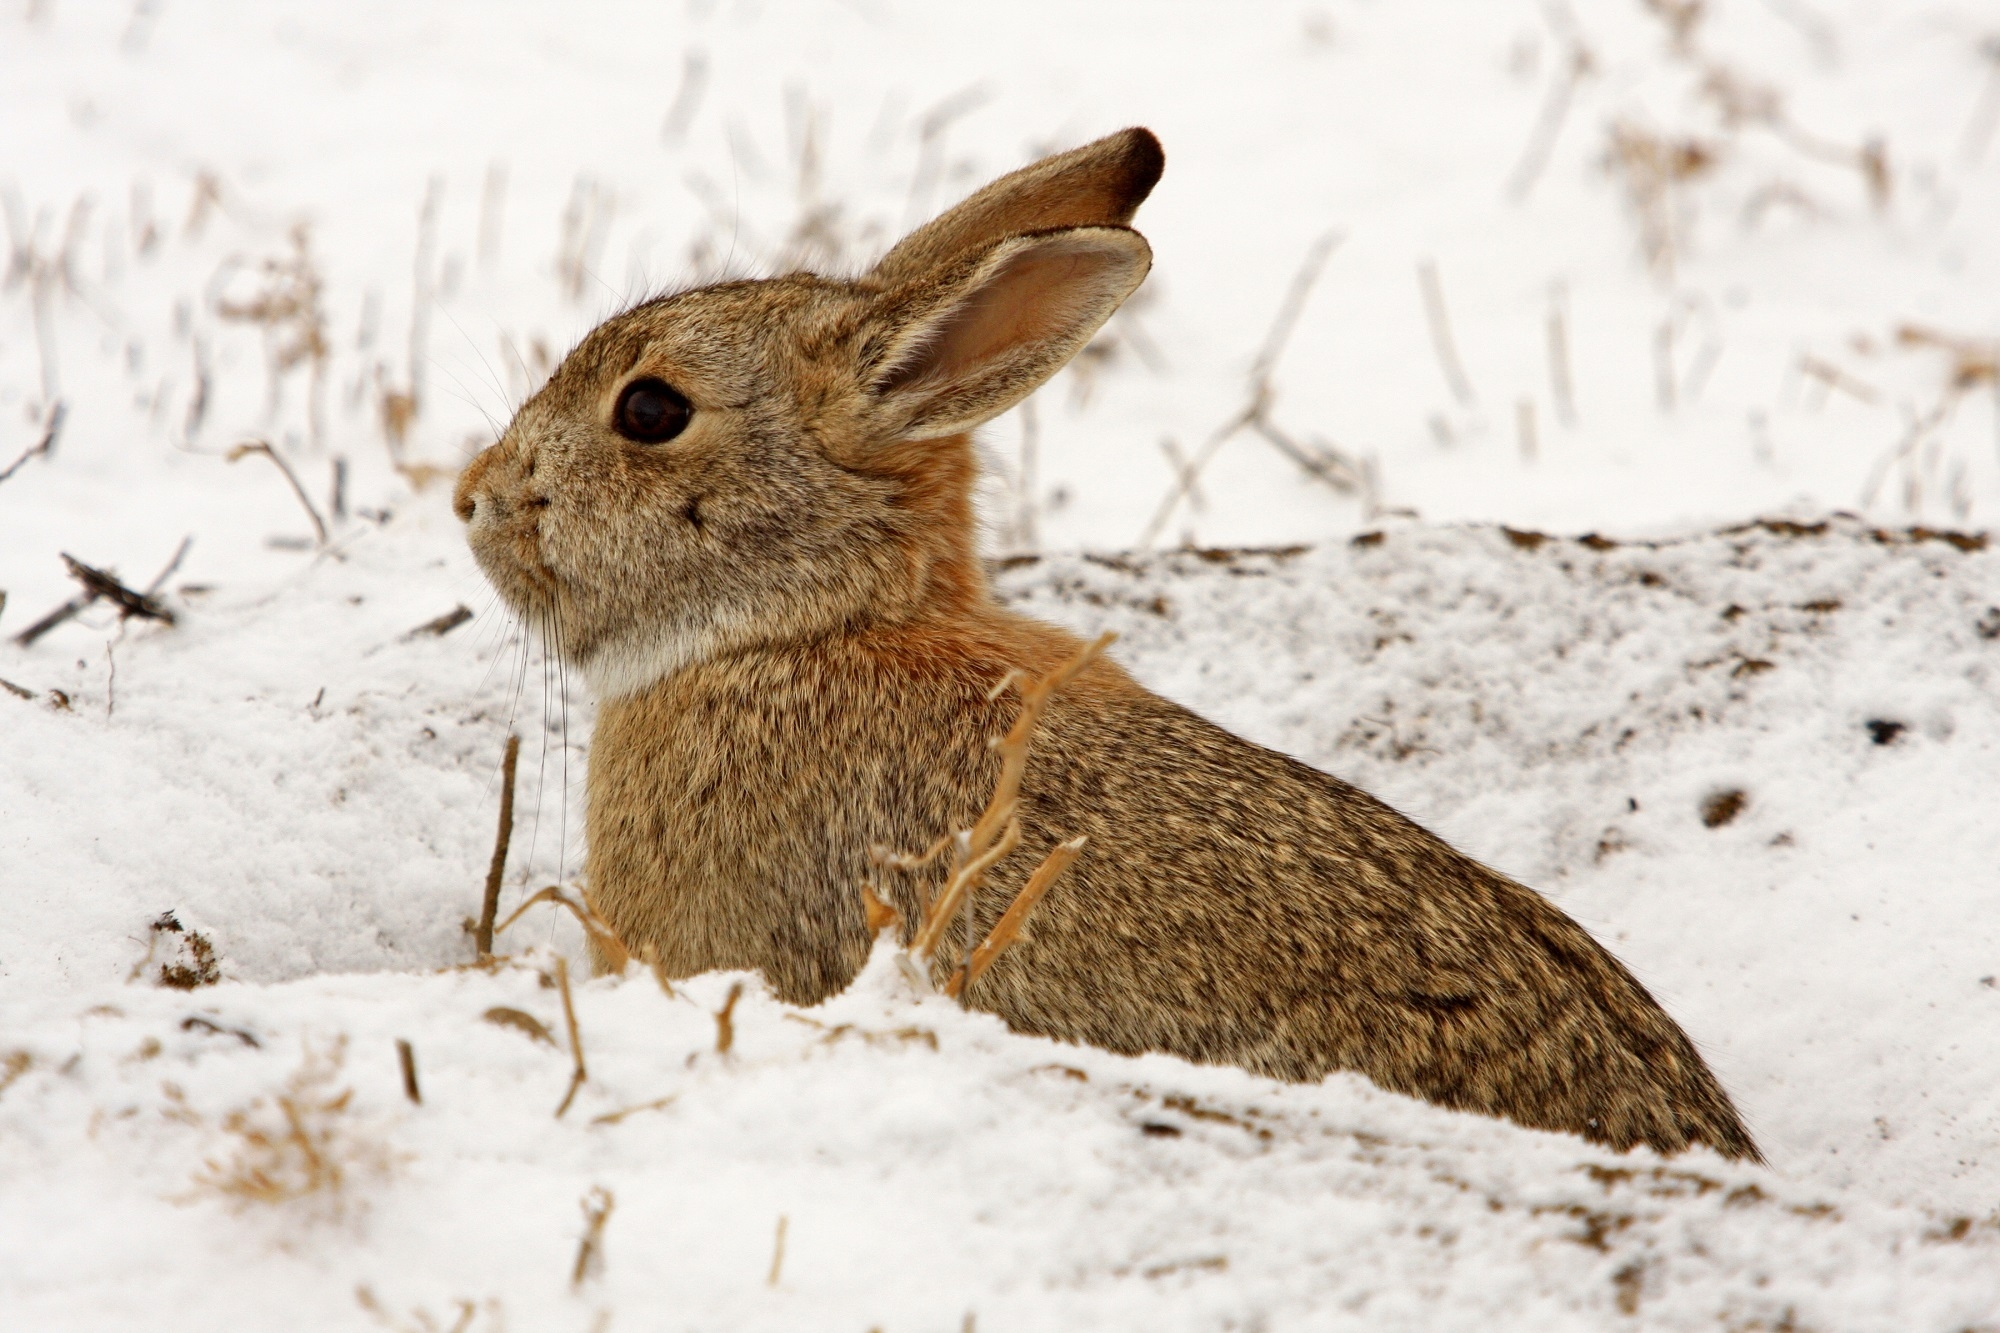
454,127,1759,1162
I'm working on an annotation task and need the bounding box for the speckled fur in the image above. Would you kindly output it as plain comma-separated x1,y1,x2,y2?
455,128,1759,1161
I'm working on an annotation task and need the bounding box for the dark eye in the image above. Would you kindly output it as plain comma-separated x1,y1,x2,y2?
613,377,693,444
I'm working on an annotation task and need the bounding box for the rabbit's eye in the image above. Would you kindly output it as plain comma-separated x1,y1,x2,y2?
613,378,693,444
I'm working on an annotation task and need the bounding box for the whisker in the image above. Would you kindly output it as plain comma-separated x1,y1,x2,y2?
429,363,504,441
468,593,519,700
499,606,533,770
556,598,574,888
498,331,538,408
436,301,512,422
519,605,554,893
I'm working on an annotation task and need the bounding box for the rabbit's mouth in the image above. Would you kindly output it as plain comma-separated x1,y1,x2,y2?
463,513,556,608
456,442,571,622
461,497,677,689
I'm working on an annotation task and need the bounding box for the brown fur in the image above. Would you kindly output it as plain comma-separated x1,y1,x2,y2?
455,128,1760,1162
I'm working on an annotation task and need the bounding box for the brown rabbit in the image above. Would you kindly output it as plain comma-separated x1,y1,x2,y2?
455,128,1759,1162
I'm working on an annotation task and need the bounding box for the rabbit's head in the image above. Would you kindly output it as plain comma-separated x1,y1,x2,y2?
455,128,1161,697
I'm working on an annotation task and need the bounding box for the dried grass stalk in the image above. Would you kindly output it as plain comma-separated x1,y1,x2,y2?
553,956,587,1119
1798,354,1880,406
944,835,1086,998
766,1214,789,1287
0,399,64,487
214,223,329,446
1604,122,1721,278
1138,234,1354,546
571,1185,615,1289
637,941,681,1000
1547,282,1577,428
494,884,629,973
1895,324,1999,391
473,734,520,958
395,1038,421,1106
590,1095,676,1127
1506,5,1596,203
910,823,1021,960
194,1036,391,1207
481,1006,555,1045
907,633,1110,963
870,635,1109,1000
227,439,329,546
861,885,902,935
1417,259,1477,408
714,980,745,1055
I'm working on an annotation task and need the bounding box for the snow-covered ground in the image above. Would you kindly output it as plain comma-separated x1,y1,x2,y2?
3,2,1999,1328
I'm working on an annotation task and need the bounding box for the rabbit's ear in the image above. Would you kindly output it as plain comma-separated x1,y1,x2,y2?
871,128,1162,289
865,226,1151,442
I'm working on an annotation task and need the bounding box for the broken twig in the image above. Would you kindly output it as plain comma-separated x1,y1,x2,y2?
13,536,190,649
61,554,175,625
395,1039,422,1105
11,594,93,649
406,605,473,640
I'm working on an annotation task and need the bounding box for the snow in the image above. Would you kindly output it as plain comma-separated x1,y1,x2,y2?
3,1,2000,1328
4,939,1998,1333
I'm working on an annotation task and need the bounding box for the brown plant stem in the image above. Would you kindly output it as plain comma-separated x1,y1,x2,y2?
944,835,1087,998
473,734,520,959
227,439,329,546
553,956,586,1118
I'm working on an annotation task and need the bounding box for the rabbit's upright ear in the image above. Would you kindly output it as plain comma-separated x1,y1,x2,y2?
871,128,1163,289
865,226,1151,442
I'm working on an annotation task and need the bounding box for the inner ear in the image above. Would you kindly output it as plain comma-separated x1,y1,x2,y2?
869,227,1151,441
880,244,1111,393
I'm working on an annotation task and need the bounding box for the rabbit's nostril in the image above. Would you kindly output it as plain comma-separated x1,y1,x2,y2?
454,492,477,523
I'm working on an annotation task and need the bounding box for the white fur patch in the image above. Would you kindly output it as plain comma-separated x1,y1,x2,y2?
579,621,733,700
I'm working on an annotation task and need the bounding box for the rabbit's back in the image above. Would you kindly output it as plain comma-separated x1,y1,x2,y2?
1011,683,1756,1159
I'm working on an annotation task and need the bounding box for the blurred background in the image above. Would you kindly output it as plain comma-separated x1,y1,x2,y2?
3,0,1997,622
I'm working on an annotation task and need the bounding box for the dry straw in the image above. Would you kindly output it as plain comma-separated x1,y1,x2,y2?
571,1185,616,1289
190,1036,394,1208
552,956,587,1118
869,633,1110,999
473,734,521,959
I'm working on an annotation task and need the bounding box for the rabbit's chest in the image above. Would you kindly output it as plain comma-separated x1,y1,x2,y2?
581,665,1001,1000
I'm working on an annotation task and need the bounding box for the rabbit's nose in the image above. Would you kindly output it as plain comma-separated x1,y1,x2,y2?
453,448,499,523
